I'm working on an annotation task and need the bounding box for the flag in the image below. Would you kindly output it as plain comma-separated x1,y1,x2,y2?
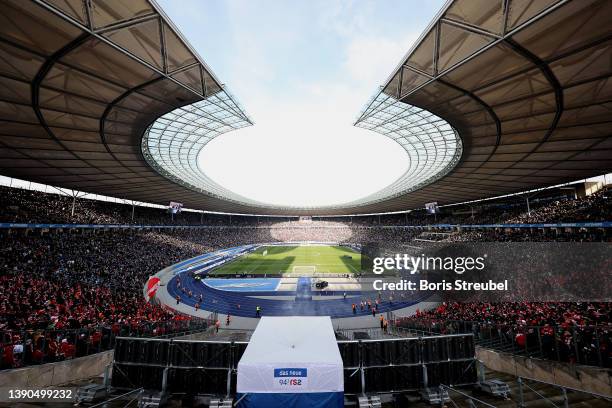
146,276,161,300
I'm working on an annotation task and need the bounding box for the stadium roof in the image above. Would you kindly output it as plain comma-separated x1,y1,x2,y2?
0,0,611,216
353,0,612,214
0,0,259,213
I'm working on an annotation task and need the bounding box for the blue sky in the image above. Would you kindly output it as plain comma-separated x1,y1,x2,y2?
157,0,446,207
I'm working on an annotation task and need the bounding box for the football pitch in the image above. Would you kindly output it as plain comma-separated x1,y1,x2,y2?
210,245,361,275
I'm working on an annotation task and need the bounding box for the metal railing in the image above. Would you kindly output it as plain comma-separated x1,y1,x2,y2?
440,384,496,408
440,375,612,407
514,376,612,407
88,388,144,408
393,319,612,368
0,318,213,370
335,327,388,340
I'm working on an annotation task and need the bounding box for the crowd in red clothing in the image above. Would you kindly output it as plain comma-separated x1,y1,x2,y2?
0,275,177,331
407,302,610,328
0,232,210,330
397,302,612,367
0,312,201,369
0,230,218,369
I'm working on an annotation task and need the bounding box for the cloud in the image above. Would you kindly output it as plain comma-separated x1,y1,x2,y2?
316,0,371,38
344,34,419,86
156,0,438,208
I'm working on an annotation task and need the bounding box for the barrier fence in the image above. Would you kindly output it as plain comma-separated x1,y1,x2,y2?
0,318,213,371
110,333,477,396
393,319,612,368
338,334,476,394
111,338,247,396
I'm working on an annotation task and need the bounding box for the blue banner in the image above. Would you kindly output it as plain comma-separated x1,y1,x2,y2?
274,368,307,378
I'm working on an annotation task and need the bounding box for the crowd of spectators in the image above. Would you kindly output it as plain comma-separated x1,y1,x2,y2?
322,190,611,226
447,228,610,242
405,302,610,328
506,190,612,224
0,186,292,226
0,185,611,369
1,184,610,228
0,230,218,369
396,302,612,367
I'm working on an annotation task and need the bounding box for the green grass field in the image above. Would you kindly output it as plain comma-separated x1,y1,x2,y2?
210,245,361,275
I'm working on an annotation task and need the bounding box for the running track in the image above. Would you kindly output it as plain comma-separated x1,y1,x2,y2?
167,274,423,318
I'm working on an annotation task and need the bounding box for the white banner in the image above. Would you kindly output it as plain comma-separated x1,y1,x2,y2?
237,317,344,394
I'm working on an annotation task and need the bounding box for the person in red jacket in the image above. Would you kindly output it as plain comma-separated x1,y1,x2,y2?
60,339,75,359
515,332,526,348
1,342,14,369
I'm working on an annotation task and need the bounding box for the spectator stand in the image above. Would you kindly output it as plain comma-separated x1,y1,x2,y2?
392,318,612,369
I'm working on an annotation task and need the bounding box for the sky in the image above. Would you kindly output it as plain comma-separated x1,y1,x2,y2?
157,0,446,207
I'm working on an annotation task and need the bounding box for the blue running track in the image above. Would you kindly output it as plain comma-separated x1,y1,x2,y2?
163,245,426,318
167,274,423,318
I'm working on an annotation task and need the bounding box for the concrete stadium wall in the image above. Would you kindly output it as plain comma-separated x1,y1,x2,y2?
477,347,612,396
0,350,113,388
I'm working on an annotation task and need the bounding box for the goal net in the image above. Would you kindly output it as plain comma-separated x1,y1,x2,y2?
292,265,316,274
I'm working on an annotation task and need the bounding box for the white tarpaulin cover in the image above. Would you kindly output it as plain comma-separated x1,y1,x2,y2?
237,316,343,407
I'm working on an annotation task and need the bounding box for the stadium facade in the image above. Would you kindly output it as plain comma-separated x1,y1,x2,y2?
0,0,611,215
